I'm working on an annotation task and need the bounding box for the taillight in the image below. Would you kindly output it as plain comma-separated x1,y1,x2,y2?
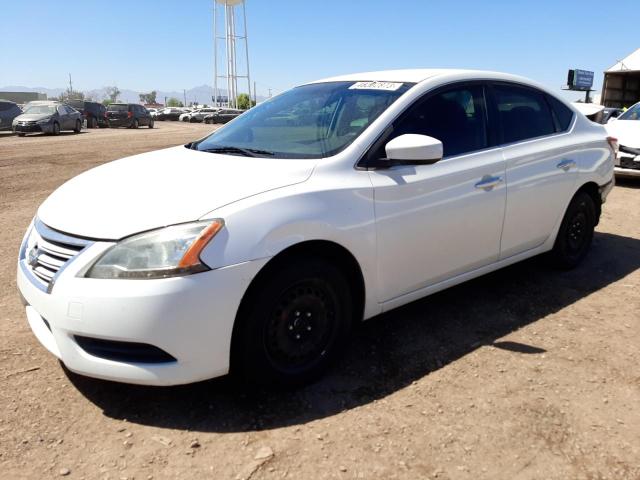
127,111,133,118
607,136,618,155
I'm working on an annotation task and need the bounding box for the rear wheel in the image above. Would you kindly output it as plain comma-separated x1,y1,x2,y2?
131,119,139,129
17,133,25,137
233,259,353,388
550,191,596,269
148,119,154,129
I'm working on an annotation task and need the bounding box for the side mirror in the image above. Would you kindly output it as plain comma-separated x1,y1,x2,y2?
384,134,443,165
607,117,617,124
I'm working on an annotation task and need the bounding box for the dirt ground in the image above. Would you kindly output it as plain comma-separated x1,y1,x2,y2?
0,123,639,480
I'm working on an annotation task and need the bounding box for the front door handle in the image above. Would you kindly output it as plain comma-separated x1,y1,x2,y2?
475,175,503,191
557,159,576,171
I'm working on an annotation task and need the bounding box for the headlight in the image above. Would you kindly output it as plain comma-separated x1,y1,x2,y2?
85,220,224,279
36,118,52,124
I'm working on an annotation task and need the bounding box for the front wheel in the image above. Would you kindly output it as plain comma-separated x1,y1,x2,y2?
233,259,353,388
550,191,596,269
74,120,82,133
52,122,60,135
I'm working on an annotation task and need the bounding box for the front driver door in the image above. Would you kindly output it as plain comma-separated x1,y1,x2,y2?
368,83,507,303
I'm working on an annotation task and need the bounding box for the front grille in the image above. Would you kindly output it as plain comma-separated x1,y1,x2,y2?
619,156,640,170
22,219,92,292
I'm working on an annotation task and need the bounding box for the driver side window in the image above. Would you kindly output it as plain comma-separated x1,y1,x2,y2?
392,85,488,157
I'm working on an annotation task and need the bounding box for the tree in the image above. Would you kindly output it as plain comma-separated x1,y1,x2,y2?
106,86,121,103
166,97,183,107
236,93,255,110
53,89,84,102
102,99,112,106
139,90,157,104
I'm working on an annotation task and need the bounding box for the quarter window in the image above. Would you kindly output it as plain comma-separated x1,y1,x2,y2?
546,95,574,131
391,85,488,157
493,84,555,143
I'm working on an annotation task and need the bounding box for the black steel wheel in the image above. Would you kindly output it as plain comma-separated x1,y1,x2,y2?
233,258,352,388
550,191,596,269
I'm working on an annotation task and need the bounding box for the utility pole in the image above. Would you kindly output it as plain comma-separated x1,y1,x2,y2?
253,81,257,106
183,89,187,107
268,88,272,98
68,73,73,93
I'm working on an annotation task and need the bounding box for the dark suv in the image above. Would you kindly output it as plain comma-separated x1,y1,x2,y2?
106,103,154,128
0,100,22,131
66,100,107,128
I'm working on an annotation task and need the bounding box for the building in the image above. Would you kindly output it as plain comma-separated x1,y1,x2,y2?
0,91,47,104
601,48,640,108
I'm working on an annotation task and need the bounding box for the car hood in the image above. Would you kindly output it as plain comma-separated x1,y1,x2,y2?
37,146,316,240
606,120,640,149
14,113,52,122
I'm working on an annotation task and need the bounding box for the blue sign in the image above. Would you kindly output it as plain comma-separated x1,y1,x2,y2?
568,69,594,91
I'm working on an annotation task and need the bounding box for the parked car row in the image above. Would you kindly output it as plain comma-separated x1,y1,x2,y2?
0,99,158,136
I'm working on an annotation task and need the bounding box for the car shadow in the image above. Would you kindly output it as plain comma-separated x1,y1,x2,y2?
67,231,640,432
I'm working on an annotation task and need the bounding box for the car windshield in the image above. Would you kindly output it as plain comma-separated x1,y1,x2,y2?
619,103,640,121
23,105,56,115
194,81,412,158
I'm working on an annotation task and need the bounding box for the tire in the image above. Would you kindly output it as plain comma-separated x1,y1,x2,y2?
52,122,60,135
232,259,353,388
131,119,139,129
550,191,596,269
74,120,82,133
148,119,154,129
18,133,25,137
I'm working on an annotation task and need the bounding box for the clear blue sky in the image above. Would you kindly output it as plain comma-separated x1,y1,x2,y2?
1,0,637,100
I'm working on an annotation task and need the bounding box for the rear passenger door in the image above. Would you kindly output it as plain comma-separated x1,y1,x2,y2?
490,82,578,259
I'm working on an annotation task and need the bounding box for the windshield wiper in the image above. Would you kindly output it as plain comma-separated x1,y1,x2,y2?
199,146,275,157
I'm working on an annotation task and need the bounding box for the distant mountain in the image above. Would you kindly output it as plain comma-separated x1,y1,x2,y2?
0,84,265,105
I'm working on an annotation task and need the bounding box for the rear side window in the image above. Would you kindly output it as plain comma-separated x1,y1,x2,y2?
0,102,11,112
546,95,574,131
392,85,488,157
108,104,128,111
492,84,555,144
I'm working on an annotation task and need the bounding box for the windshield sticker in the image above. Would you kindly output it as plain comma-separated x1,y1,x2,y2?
349,81,403,91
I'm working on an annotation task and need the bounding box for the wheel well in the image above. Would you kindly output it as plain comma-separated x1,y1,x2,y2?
575,182,602,225
231,241,366,364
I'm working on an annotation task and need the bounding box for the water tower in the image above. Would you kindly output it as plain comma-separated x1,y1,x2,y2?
213,0,252,109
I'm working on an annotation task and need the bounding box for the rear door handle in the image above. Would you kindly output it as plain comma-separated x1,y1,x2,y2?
557,159,576,171
475,175,503,191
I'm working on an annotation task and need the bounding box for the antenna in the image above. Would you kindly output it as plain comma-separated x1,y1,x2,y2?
213,0,252,109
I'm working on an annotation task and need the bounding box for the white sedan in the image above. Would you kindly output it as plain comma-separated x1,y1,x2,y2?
605,101,640,177
17,69,614,387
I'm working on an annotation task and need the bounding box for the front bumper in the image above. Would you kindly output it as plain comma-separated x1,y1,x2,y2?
14,122,46,133
614,150,640,178
17,227,268,385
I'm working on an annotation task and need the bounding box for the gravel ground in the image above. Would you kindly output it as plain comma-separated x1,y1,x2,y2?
1,123,639,479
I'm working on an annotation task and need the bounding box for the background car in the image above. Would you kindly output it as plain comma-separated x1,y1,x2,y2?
12,102,82,136
203,108,243,124
106,103,154,128
65,100,108,128
188,108,220,123
606,101,640,177
155,108,184,121
0,99,22,131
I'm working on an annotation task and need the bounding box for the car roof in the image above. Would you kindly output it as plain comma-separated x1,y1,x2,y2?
308,69,545,89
